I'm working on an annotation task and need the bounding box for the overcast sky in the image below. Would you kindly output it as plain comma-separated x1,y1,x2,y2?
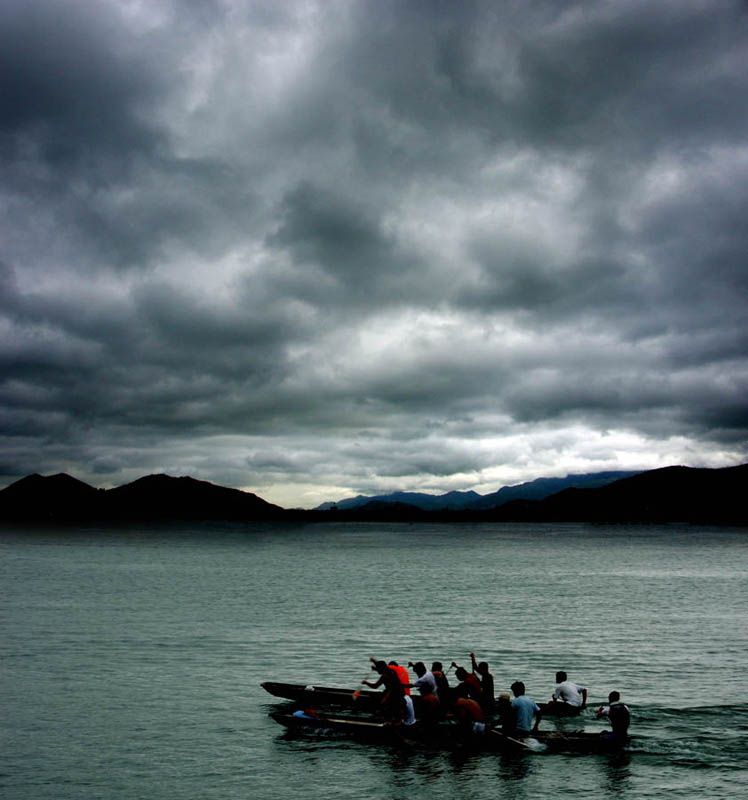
1,0,747,508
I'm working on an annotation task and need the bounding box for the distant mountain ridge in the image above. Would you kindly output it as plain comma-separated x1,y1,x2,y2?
316,471,641,511
0,473,283,523
317,464,748,524
1,465,746,524
486,464,748,524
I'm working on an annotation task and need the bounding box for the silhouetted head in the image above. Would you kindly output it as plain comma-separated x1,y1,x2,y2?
455,667,468,681
388,661,399,667
511,681,525,697
477,661,489,674
556,671,567,683
373,660,387,673
413,662,426,677
608,691,621,703
431,661,443,673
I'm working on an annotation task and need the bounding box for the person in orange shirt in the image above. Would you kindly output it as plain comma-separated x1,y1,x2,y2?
387,661,411,696
367,657,411,695
450,684,485,743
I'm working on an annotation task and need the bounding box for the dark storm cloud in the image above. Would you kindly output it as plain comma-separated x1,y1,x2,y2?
1,0,747,506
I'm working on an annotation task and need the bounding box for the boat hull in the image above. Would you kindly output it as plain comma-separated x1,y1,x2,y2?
269,711,629,754
261,681,384,711
538,701,585,717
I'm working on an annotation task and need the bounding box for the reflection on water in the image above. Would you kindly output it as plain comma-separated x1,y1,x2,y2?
602,752,633,796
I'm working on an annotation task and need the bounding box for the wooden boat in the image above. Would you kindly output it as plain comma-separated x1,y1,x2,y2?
533,729,629,753
538,700,585,717
262,682,593,728
269,710,629,754
270,710,392,738
269,710,500,750
261,681,384,711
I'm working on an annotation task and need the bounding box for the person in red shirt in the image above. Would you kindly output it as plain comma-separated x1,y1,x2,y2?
454,665,483,704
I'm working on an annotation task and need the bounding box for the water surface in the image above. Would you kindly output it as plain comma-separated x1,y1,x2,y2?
2,522,747,799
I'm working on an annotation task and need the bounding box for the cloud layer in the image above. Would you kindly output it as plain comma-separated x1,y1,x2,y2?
2,0,747,507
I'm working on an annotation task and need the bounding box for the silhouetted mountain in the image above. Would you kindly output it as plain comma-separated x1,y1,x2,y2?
105,474,284,520
0,473,283,522
486,464,748,523
0,473,105,521
317,472,639,511
317,489,481,511
2,464,746,524
469,471,641,509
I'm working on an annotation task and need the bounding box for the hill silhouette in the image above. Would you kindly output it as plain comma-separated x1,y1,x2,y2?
318,471,641,511
0,473,283,523
484,464,748,523
1,464,746,524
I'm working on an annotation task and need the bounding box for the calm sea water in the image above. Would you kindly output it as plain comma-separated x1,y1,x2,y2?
2,522,747,799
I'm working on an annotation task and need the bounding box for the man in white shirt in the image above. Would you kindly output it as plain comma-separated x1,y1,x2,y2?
409,661,438,698
551,670,587,707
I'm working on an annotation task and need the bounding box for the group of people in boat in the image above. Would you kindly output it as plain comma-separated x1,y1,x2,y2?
361,656,630,743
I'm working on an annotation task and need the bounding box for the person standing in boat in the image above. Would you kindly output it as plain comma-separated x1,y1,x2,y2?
470,652,495,713
597,691,630,741
510,681,542,738
362,660,406,723
386,660,411,696
550,671,587,708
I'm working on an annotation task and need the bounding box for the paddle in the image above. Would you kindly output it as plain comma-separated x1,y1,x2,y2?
489,729,546,752
353,657,378,699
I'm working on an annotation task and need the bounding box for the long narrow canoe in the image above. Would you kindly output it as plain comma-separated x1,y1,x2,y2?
269,710,628,754
263,682,587,719
270,710,394,741
538,701,585,717
269,711,488,750
261,681,384,710
533,729,629,753
487,728,628,753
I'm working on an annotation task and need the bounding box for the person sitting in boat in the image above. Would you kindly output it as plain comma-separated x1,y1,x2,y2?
450,684,486,742
408,661,438,698
550,671,587,708
510,681,542,738
431,661,450,702
495,692,514,733
416,681,441,726
597,691,630,741
402,693,416,727
453,665,483,704
362,660,406,723
470,652,495,713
